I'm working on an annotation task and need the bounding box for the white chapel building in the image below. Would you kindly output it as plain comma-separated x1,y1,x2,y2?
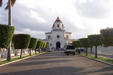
44,17,72,49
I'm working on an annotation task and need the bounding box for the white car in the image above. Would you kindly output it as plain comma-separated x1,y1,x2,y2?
64,45,76,55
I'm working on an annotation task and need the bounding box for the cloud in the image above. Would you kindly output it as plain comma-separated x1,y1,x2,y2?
15,28,45,39
0,0,113,39
30,10,46,23
75,0,113,18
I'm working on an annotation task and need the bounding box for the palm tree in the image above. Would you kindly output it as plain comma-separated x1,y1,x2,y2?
0,0,16,61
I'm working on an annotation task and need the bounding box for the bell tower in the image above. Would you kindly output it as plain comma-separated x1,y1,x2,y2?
52,17,65,31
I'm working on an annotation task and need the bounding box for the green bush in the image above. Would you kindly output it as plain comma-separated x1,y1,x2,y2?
29,38,37,49
13,34,31,49
0,24,14,48
101,28,113,46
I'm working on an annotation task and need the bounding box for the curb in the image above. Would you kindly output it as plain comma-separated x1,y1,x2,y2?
81,55,113,66
0,53,45,67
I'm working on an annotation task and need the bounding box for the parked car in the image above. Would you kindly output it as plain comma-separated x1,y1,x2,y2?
46,48,53,52
64,45,76,55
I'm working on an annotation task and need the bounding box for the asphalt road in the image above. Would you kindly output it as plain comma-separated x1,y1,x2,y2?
0,51,113,75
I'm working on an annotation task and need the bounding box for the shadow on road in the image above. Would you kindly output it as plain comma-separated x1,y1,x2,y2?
0,67,83,75
0,52,113,75
0,66,113,75
10,59,72,67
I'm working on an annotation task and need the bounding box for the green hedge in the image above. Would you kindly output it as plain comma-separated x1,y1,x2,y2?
0,24,14,48
13,34,31,49
29,38,38,49
101,28,113,46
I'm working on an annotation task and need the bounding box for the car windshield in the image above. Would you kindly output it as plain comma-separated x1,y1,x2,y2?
66,46,75,49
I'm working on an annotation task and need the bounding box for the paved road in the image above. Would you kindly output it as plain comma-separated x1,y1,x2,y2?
0,51,113,75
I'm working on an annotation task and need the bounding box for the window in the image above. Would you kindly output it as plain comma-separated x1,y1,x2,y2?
57,24,59,28
57,35,60,38
66,35,69,39
50,43,52,46
48,35,51,39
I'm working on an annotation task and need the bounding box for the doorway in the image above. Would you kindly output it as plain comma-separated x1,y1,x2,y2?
56,41,61,49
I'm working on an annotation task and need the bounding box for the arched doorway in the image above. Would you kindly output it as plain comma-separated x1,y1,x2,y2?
56,41,61,49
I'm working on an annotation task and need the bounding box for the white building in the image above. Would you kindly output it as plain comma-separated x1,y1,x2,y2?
45,17,72,49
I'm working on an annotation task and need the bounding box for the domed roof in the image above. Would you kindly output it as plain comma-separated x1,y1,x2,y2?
52,17,65,31
55,17,62,23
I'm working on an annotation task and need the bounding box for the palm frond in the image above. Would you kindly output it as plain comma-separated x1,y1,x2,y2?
11,0,16,6
0,0,3,7
5,0,16,10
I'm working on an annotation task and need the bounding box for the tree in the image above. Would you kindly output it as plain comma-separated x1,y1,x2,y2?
0,0,16,25
13,34,31,58
45,42,48,48
88,34,102,58
79,38,89,56
39,41,43,49
0,24,14,49
36,41,41,52
87,36,93,54
29,38,38,56
101,28,113,47
72,40,81,48
0,0,16,61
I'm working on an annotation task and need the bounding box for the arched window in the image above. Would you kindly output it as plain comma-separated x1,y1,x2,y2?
48,35,51,39
50,43,52,46
57,24,59,28
57,35,60,38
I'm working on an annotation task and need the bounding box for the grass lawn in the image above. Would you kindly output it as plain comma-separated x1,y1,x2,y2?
81,53,113,64
0,52,45,65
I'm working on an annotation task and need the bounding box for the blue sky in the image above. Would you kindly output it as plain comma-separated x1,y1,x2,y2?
0,0,113,39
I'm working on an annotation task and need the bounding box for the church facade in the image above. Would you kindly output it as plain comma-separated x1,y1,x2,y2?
45,17,72,49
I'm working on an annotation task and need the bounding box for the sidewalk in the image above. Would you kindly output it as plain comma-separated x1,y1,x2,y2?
0,53,37,62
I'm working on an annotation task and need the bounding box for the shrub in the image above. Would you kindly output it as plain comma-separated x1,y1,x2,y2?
0,24,14,48
13,34,31,58
100,28,113,47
